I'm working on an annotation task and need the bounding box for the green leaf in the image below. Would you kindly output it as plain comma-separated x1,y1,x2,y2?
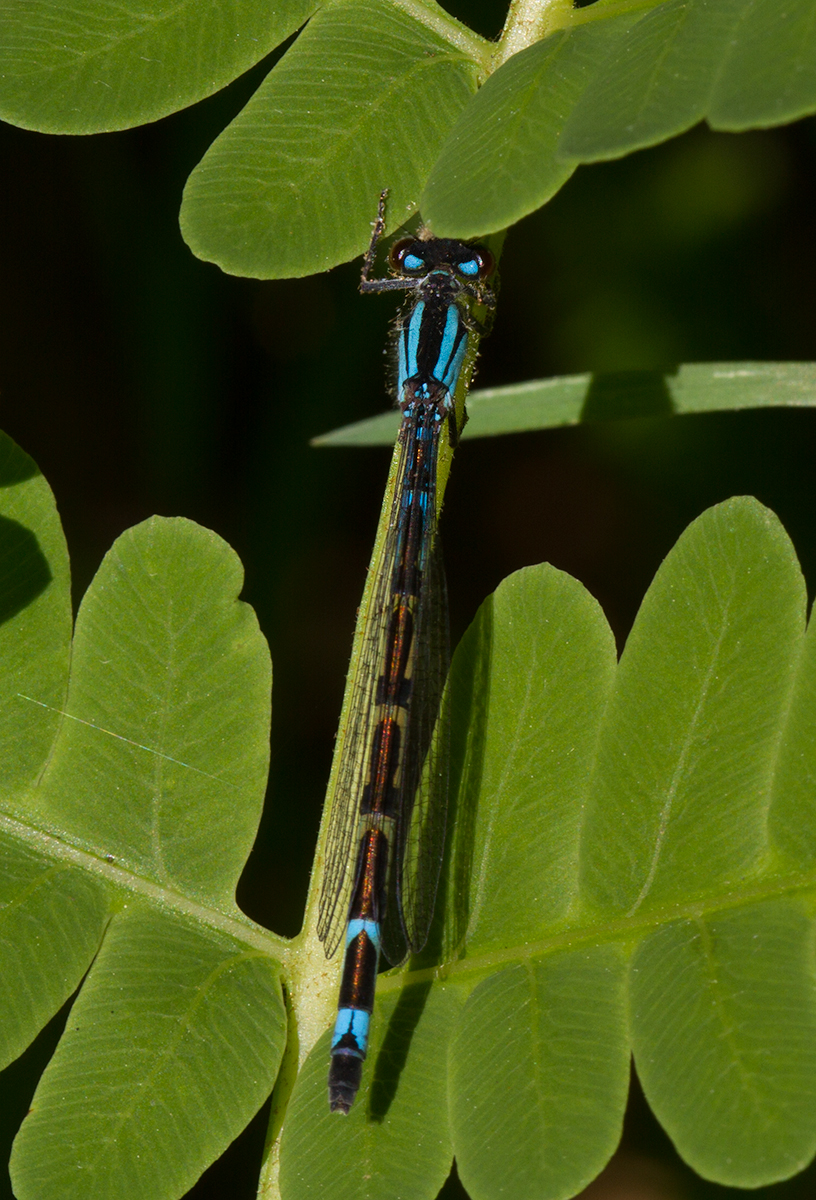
581,497,806,913
11,906,284,1200
312,361,816,445
708,0,816,129
6,425,816,1198
450,949,629,1200
0,0,316,134
6,0,816,253
560,0,816,162
279,498,816,1196
26,516,272,910
279,563,620,1200
443,567,626,1199
279,982,460,1200
0,436,104,1071
631,901,816,1186
0,461,286,1200
0,835,109,1071
585,497,816,1185
180,0,484,279
422,11,643,238
768,605,816,867
0,433,71,799
443,565,618,954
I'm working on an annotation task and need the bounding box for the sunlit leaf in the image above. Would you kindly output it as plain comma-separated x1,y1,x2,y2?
277,499,816,1197
0,446,286,1200
422,10,643,238
180,0,484,278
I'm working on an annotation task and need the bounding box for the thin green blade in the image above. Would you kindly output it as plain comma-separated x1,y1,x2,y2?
313,363,816,445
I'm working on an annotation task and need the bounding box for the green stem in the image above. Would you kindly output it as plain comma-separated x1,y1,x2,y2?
257,922,334,1199
389,0,494,67
495,0,573,67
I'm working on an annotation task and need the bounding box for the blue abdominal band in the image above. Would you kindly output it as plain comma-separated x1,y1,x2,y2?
330,917,381,1056
332,1008,371,1057
346,917,381,953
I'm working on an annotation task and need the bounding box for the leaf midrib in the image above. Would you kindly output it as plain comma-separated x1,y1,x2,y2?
380,860,816,991
0,807,286,959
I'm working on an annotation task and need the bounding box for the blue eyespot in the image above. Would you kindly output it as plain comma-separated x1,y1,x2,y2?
457,258,480,277
403,254,425,272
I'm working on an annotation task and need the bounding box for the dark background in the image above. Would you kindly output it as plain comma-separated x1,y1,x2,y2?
2,10,816,1197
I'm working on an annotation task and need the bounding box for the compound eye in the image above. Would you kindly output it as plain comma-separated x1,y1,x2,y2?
457,257,481,278
455,247,495,280
479,249,496,279
390,239,426,274
477,248,496,280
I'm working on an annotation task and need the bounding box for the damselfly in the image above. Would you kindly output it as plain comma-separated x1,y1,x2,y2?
317,193,496,1114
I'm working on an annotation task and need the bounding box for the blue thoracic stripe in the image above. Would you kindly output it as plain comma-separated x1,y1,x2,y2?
331,1007,371,1055
448,332,468,394
345,917,381,953
406,300,424,379
442,325,468,394
398,332,408,397
398,295,470,408
435,303,461,387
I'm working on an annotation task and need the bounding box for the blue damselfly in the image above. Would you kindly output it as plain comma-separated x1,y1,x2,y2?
317,194,496,1113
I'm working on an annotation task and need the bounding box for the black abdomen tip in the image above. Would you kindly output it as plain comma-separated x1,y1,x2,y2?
329,1055,364,1114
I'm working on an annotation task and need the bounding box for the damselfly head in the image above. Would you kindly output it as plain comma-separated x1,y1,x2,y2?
388,237,495,284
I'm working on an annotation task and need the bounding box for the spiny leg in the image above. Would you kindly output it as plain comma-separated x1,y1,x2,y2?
360,189,389,289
